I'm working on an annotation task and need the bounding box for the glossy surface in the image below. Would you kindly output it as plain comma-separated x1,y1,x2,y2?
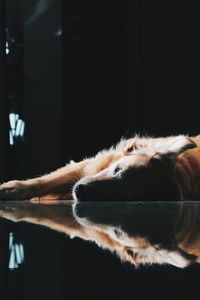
1,200,200,268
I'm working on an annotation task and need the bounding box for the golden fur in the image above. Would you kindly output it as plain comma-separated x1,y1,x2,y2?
1,134,200,268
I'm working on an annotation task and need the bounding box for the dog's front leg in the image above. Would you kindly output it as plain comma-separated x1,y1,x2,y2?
0,160,90,200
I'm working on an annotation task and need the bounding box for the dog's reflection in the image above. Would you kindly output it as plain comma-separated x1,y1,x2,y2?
0,201,200,268
74,201,200,268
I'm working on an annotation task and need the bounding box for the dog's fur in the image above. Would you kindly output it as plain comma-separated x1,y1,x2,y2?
1,134,200,268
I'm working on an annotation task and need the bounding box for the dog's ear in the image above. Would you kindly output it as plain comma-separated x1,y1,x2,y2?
153,136,197,162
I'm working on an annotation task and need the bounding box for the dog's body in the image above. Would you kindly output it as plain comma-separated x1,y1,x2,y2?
1,134,200,268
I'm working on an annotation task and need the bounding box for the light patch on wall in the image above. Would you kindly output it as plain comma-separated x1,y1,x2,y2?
54,28,62,36
8,232,25,269
6,41,10,54
9,113,25,146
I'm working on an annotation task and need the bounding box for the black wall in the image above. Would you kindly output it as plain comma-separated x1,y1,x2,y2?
62,0,200,163
62,0,130,160
140,0,200,136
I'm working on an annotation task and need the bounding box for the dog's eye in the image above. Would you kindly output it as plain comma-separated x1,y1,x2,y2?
113,228,123,239
113,166,122,175
126,143,140,153
127,146,134,153
127,144,138,153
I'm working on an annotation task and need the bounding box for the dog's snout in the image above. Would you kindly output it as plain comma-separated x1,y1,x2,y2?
74,182,101,202
74,180,126,202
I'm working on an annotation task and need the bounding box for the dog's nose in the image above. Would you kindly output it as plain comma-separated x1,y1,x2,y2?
74,184,87,202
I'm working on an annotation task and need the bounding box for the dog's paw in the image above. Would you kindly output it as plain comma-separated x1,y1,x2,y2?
0,180,26,200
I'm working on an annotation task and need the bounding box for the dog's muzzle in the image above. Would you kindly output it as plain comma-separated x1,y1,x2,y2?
73,179,126,202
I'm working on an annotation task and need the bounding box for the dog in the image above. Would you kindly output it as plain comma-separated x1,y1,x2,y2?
1,134,200,268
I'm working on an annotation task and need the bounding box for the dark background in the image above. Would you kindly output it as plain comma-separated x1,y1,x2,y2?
1,0,200,299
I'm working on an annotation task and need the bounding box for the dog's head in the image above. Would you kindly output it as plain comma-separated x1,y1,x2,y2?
73,136,196,202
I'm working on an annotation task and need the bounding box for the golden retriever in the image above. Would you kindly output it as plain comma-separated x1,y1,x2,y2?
1,134,200,268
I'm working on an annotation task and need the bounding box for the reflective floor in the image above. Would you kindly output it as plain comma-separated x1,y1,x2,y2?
1,200,200,269
1,201,200,300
